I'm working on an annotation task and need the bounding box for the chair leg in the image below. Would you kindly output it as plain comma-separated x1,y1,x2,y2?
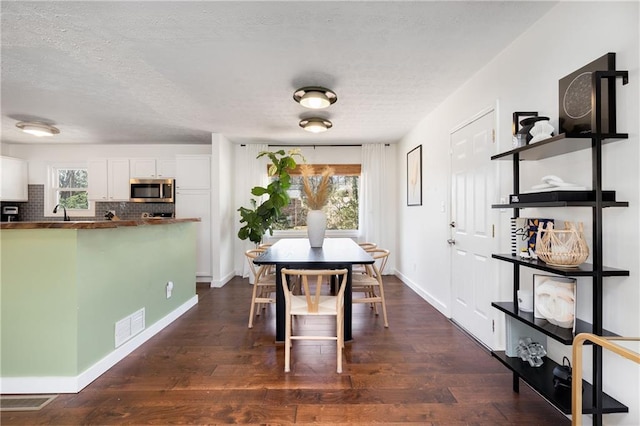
378,282,389,328
370,287,379,314
248,283,261,328
336,313,343,373
285,310,292,373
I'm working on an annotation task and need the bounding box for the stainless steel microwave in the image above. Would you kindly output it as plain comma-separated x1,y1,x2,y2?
129,179,175,203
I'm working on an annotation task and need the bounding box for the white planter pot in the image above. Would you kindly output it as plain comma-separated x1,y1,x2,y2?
307,210,327,248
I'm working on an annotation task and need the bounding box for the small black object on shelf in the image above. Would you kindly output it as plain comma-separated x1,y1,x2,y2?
510,190,616,204
553,356,572,389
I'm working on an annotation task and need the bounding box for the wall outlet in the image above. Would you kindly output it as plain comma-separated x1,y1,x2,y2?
166,281,174,299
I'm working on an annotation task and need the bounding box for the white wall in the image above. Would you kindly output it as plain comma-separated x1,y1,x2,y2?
396,2,639,424
211,134,235,287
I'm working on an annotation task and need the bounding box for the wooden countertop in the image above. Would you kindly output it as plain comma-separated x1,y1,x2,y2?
0,218,200,230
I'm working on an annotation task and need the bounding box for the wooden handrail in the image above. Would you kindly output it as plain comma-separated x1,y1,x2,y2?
572,333,640,425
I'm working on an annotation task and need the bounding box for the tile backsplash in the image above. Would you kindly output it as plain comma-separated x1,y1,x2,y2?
1,185,175,222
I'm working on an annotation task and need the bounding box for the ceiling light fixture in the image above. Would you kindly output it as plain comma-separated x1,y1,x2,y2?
293,86,337,109
16,121,60,137
299,118,333,133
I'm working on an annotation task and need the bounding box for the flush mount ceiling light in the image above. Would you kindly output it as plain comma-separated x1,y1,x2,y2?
293,86,337,109
16,121,60,137
299,118,333,133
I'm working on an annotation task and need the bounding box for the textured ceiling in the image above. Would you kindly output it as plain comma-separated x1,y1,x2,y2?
1,1,556,146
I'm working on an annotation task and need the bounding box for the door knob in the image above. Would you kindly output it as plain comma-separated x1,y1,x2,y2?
447,239,456,245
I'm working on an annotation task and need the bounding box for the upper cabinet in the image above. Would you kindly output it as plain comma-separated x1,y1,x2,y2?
129,158,176,179
88,159,130,201
0,156,28,201
175,155,211,190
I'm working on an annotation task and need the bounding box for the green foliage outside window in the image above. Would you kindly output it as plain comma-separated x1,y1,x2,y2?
272,175,359,231
56,169,89,210
59,191,88,209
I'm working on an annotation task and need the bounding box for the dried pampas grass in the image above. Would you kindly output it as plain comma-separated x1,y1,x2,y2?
301,164,333,210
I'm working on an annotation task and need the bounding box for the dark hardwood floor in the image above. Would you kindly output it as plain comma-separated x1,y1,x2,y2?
2,276,568,425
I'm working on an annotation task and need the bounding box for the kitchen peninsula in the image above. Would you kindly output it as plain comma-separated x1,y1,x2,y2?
0,218,199,394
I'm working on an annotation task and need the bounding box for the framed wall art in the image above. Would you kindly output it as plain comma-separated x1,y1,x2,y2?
559,52,616,136
533,274,577,331
407,145,422,206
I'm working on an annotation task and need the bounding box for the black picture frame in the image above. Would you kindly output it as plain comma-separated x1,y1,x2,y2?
559,52,616,136
407,145,422,206
512,111,538,136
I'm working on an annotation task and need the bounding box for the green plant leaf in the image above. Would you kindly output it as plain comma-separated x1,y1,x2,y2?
237,148,306,242
251,187,268,196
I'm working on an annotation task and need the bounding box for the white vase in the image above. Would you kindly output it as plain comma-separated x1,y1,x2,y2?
307,210,327,248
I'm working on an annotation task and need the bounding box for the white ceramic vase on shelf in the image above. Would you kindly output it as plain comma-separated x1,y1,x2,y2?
307,210,326,247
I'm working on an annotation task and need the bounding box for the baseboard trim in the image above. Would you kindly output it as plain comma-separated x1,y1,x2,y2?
0,295,198,395
395,270,450,317
211,271,235,288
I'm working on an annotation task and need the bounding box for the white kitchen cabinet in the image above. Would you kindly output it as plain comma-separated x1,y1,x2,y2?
129,158,176,179
88,158,130,201
156,159,176,178
0,156,28,201
87,159,108,200
175,189,212,278
129,158,156,178
175,155,210,189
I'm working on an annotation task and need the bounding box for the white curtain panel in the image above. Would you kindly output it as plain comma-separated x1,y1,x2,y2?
361,144,395,273
236,143,268,279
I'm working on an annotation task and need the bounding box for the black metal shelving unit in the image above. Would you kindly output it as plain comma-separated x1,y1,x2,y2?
490,69,630,425
492,351,627,415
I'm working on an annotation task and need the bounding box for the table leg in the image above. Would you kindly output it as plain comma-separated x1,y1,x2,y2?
344,265,352,341
275,263,285,343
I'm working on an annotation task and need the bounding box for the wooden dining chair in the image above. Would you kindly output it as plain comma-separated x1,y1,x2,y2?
353,242,377,275
358,242,377,250
257,243,276,274
245,248,276,328
351,248,390,327
281,268,349,373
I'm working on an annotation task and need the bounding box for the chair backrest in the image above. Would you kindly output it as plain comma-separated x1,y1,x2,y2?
365,248,390,278
245,248,268,280
358,242,377,251
281,268,348,313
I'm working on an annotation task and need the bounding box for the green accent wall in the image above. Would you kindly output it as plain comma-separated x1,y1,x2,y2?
0,222,196,377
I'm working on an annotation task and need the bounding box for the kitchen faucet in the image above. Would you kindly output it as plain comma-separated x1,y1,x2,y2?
53,204,70,221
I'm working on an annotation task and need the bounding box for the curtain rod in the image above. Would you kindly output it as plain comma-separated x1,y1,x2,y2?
239,144,390,147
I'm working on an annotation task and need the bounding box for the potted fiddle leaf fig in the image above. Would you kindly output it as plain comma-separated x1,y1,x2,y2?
237,148,304,244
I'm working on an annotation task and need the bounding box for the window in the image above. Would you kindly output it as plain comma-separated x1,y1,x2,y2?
46,164,94,217
272,164,360,232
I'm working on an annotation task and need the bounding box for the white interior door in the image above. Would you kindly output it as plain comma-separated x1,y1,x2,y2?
450,110,498,348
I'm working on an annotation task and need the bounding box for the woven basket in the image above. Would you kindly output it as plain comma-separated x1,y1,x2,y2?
535,221,589,267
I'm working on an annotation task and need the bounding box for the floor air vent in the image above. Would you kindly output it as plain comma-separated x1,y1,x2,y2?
115,307,146,347
0,395,57,411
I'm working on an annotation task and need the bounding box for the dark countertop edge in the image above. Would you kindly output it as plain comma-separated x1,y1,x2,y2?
0,218,201,230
